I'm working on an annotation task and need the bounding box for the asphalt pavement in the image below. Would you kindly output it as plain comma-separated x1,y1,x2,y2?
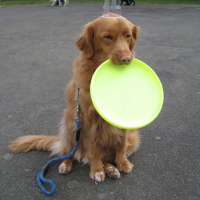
1,3,200,200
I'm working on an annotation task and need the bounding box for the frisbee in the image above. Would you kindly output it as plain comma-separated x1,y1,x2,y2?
90,59,164,129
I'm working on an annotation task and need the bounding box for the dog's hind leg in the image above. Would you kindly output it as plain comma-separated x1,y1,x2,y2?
103,161,120,179
63,0,67,6
126,129,140,157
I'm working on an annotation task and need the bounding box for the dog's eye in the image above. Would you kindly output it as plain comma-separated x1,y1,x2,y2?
126,34,131,38
105,35,113,40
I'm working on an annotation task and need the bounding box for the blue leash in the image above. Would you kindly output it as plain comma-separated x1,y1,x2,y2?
37,85,81,195
37,120,81,195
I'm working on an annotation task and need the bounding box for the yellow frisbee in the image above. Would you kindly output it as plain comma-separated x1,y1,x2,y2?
90,59,164,129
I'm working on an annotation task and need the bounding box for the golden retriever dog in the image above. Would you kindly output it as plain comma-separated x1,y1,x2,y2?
9,13,140,182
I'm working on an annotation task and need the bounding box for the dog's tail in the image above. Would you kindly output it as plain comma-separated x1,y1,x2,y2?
9,135,59,153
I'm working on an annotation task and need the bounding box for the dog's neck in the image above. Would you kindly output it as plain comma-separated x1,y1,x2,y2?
72,54,108,90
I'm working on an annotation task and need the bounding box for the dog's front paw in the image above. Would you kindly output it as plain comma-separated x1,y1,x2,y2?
117,159,133,173
59,160,72,174
90,170,105,182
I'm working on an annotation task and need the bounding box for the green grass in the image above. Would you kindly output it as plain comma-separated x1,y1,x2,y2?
1,0,48,5
136,0,200,4
1,0,200,6
0,0,103,6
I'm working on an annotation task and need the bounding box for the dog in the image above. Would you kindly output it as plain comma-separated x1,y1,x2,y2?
9,13,140,182
121,0,135,6
50,0,69,6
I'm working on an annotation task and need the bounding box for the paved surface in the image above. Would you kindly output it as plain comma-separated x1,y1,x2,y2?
1,3,200,200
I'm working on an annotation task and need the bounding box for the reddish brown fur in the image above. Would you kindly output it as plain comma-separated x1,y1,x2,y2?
9,14,140,182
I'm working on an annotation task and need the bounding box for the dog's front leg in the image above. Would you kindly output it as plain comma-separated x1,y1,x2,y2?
59,156,74,174
51,0,56,6
115,132,133,173
88,143,105,182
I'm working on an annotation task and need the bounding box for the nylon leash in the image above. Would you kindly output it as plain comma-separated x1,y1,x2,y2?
37,85,81,195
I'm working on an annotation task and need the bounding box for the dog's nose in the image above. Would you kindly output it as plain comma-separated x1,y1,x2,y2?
120,55,131,65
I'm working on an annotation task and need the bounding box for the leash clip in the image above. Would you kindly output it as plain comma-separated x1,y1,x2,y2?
75,105,82,123
74,85,81,123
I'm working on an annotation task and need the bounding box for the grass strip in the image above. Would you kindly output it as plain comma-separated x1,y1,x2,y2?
1,0,200,6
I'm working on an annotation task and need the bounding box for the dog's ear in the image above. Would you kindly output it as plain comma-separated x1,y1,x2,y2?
75,23,94,59
130,25,140,52
132,25,140,41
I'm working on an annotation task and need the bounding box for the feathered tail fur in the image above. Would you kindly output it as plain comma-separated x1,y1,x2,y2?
9,135,59,153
